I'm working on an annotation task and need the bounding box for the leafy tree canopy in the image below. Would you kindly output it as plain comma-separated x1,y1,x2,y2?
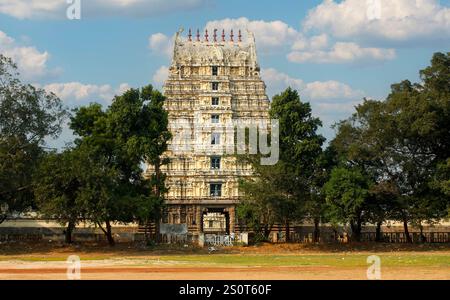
0,55,67,223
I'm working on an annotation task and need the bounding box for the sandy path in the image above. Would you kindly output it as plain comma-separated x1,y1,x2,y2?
0,265,448,280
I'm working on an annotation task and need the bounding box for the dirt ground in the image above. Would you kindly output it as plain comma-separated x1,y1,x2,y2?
0,242,449,280
0,265,448,280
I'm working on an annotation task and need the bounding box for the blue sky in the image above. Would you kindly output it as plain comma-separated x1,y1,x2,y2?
0,0,449,147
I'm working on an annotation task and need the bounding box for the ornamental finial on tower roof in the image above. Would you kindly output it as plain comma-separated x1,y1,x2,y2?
205,29,209,42
230,29,234,42
238,30,242,42
213,29,217,42
188,28,192,41
222,29,225,42
196,29,200,41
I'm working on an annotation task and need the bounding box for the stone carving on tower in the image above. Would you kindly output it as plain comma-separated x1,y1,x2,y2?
146,28,270,236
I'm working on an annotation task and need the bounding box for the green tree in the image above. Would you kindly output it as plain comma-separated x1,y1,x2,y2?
107,85,171,239
324,166,373,242
70,85,171,245
33,147,117,243
433,159,450,197
431,159,450,217
331,52,450,242
238,88,325,242
0,55,66,223
306,146,338,243
330,100,394,242
34,150,83,244
237,159,291,241
270,88,325,241
420,52,450,220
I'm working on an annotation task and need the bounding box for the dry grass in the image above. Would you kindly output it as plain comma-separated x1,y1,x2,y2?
0,241,449,280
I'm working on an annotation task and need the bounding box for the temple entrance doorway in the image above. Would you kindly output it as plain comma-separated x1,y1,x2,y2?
202,208,229,234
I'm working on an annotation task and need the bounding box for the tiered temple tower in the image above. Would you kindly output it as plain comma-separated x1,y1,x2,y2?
148,28,270,235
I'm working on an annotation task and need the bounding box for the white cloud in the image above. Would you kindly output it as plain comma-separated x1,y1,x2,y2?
0,0,63,19
150,16,400,64
0,0,209,19
261,68,304,94
304,80,363,100
314,101,361,114
149,18,301,57
0,30,14,45
117,83,132,95
41,81,131,149
43,82,131,107
303,0,450,45
148,33,173,57
261,67,365,141
292,34,329,51
152,65,169,88
288,42,396,64
203,17,397,63
261,68,363,101
205,17,301,53
0,30,60,81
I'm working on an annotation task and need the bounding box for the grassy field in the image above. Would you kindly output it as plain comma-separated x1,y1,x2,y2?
4,253,449,267
0,242,449,279
135,253,450,267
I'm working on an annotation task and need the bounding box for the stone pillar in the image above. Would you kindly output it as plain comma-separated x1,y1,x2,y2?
229,206,236,233
196,205,203,233
198,232,205,247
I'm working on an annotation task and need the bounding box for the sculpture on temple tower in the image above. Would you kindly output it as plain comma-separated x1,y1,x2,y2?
147,28,269,236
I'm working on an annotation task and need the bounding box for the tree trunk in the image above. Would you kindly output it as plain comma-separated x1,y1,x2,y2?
313,218,320,243
154,158,161,196
332,227,338,242
143,220,148,242
142,220,153,244
65,221,75,244
285,220,290,243
375,221,382,242
154,221,161,243
419,224,426,243
263,224,270,241
350,221,362,242
403,219,412,243
105,220,115,246
154,159,162,243
357,220,362,242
